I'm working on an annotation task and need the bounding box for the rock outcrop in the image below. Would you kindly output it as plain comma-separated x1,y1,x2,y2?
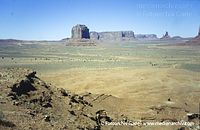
71,24,90,39
161,31,171,39
67,24,187,44
122,31,135,38
181,26,200,45
90,31,99,40
198,26,200,36
171,36,183,40
90,31,135,41
99,31,124,41
8,71,53,108
135,34,158,40
2,70,136,130
66,24,95,46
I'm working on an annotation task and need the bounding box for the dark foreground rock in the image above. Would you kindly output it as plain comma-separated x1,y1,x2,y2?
1,69,132,130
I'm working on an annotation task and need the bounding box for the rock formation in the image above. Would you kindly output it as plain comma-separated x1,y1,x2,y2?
161,31,171,39
67,24,186,44
122,31,135,38
1,69,135,130
98,31,124,41
66,24,95,46
171,36,183,40
71,24,90,39
68,24,174,43
90,31,135,41
135,34,158,40
182,26,200,45
90,31,99,40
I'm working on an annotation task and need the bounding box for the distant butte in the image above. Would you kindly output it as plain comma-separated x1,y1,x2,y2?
71,24,90,39
180,26,200,46
65,24,162,44
90,31,136,41
161,31,171,39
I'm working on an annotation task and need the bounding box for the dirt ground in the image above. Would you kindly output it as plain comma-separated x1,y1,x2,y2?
41,67,200,118
0,43,200,129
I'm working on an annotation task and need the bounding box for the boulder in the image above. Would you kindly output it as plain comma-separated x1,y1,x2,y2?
95,110,112,125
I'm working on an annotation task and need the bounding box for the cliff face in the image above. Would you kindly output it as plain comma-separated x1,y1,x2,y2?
70,24,160,42
135,34,158,40
90,31,135,41
90,31,99,40
198,26,200,36
66,24,94,46
71,24,90,39
69,24,179,43
98,31,124,41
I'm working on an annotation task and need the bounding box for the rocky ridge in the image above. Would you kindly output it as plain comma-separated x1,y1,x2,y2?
0,69,132,130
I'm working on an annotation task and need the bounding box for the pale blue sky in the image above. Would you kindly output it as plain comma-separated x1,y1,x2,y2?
0,0,200,40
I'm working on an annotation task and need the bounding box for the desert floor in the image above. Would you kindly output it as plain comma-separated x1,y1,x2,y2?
0,42,200,129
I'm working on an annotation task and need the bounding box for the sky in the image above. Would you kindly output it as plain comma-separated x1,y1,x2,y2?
0,0,200,40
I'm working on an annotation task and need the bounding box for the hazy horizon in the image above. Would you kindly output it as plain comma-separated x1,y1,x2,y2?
0,0,200,40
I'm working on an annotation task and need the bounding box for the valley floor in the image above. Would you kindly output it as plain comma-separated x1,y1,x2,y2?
0,42,200,129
